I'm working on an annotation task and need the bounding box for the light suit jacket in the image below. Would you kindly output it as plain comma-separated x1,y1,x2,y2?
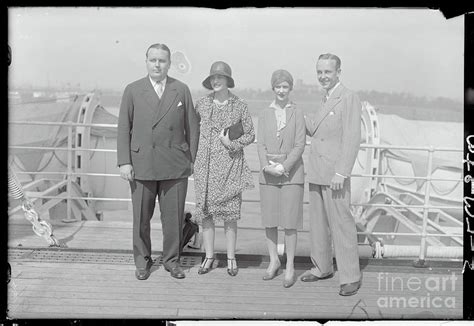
305,84,361,186
117,76,200,180
257,103,305,185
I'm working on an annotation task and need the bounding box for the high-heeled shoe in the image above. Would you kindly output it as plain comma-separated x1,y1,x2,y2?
283,272,297,288
262,263,281,281
198,257,215,275
227,258,238,276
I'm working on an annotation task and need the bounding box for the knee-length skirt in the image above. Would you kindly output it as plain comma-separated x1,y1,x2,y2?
259,183,303,229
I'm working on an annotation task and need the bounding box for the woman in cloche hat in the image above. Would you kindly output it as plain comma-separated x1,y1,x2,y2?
193,61,255,277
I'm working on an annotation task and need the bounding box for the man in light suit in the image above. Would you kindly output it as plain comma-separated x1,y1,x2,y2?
117,43,199,280
301,53,362,296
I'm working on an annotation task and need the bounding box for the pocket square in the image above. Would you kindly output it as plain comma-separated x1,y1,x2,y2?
177,101,183,107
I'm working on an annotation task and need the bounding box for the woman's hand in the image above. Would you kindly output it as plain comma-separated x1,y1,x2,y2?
264,161,284,176
219,129,231,147
264,161,289,177
272,162,286,176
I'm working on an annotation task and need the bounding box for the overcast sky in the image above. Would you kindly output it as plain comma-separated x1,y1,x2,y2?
8,7,464,100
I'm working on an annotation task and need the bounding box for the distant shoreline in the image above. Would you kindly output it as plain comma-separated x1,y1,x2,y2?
104,101,463,123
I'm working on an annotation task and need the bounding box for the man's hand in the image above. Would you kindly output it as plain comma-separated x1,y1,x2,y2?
219,129,231,147
330,173,345,191
119,164,134,181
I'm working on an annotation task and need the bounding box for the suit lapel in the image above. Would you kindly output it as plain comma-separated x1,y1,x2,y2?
312,84,344,131
142,77,160,115
266,107,278,141
153,77,178,128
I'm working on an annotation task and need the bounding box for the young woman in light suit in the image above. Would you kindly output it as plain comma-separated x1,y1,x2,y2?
257,70,305,288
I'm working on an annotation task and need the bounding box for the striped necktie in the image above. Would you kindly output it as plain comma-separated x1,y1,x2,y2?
155,80,164,99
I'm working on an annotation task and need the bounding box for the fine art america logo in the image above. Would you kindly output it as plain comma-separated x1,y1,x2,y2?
376,272,458,309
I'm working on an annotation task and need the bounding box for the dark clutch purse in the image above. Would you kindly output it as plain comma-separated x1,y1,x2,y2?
224,120,244,141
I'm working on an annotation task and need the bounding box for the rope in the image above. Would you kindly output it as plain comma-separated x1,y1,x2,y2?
8,167,60,247
8,171,25,199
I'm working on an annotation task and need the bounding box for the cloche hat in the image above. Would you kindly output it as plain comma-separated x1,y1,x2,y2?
271,69,294,90
202,61,235,90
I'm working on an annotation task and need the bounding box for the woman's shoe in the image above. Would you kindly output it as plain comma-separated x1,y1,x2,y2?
227,258,238,276
283,272,297,288
262,263,281,281
198,257,215,275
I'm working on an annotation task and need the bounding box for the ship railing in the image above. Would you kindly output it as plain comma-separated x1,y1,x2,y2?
8,120,463,263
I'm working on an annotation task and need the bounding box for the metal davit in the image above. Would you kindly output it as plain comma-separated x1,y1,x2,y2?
8,96,463,263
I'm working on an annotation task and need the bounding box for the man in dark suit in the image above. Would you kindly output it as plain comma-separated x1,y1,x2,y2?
117,43,199,280
302,53,362,296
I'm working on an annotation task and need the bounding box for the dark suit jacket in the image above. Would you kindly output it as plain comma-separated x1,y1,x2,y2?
257,104,305,185
305,84,361,185
117,76,200,180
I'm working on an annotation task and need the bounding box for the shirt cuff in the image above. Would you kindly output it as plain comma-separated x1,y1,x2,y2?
335,172,347,178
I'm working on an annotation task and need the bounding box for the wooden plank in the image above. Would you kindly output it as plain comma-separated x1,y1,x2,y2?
175,308,461,320
7,304,178,318
7,286,462,317
9,286,462,314
11,276,463,298
9,262,462,286
11,269,463,291
9,295,460,318
6,245,464,320
9,280,463,303
7,297,461,320
12,287,462,312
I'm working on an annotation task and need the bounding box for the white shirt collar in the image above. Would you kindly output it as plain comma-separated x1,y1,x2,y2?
326,81,340,98
269,100,291,111
149,75,167,89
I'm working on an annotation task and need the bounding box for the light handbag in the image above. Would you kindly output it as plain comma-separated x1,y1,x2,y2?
266,153,287,164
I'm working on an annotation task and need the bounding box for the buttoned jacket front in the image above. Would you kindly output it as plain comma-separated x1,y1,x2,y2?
117,76,200,180
305,84,361,185
257,103,305,185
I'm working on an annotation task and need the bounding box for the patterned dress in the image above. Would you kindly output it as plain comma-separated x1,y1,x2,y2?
193,92,255,223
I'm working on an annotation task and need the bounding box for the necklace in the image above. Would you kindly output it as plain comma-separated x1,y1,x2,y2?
213,99,228,107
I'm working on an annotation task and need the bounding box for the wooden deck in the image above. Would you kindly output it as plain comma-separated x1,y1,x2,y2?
8,215,463,320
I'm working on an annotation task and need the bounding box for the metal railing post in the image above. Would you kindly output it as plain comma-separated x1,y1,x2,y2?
414,146,434,267
62,122,78,223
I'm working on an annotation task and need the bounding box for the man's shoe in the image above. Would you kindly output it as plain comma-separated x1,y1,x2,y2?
339,280,362,296
135,268,151,280
165,265,185,279
300,272,334,282
135,258,154,280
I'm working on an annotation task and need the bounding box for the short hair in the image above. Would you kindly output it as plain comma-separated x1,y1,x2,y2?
318,53,341,70
146,43,171,60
